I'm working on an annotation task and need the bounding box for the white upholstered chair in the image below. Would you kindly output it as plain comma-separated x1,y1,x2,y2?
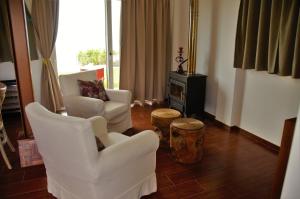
59,70,132,133
25,102,159,199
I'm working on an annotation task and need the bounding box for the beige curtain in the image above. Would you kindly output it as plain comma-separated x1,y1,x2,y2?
31,0,63,112
0,0,13,62
234,0,300,78
120,0,171,102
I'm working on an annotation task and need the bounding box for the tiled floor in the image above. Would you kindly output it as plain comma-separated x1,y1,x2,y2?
0,105,278,198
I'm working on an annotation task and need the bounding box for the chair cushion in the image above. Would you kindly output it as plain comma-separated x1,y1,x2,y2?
78,80,109,101
104,101,128,120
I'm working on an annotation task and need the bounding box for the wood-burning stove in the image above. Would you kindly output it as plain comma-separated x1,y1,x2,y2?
168,71,206,117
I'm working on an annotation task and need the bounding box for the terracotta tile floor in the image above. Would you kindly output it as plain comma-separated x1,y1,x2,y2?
0,105,278,198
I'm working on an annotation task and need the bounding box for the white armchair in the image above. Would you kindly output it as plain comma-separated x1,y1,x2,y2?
25,102,159,199
59,70,132,133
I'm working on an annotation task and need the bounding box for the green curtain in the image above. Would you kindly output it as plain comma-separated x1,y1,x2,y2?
234,0,300,78
25,6,39,60
0,0,38,63
0,0,13,63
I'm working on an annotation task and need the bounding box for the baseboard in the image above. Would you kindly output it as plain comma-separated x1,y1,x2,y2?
231,126,280,153
203,112,280,154
204,111,231,131
203,111,215,120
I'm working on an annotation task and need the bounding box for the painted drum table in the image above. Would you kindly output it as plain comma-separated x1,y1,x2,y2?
151,108,181,146
170,118,205,164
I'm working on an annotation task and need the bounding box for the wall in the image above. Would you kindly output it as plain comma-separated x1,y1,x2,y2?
281,107,300,199
0,62,16,80
196,0,238,125
196,0,300,145
236,71,300,145
30,60,42,103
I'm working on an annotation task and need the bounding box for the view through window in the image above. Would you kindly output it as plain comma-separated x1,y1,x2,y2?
111,0,121,89
56,0,120,89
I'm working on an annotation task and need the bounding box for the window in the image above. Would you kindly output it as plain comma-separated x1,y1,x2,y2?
56,0,121,88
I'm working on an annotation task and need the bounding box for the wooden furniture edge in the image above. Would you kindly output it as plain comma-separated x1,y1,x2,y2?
8,0,34,137
271,118,297,199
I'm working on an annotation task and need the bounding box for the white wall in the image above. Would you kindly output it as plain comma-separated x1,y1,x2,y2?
196,0,239,125
30,60,42,103
196,0,300,145
281,107,300,199
0,62,16,80
237,71,300,145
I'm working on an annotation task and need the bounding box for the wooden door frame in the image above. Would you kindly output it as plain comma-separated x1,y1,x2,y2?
7,0,34,137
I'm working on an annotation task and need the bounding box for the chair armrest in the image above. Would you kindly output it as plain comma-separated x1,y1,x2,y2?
106,89,132,104
95,130,159,177
63,96,105,118
88,116,108,138
88,116,111,147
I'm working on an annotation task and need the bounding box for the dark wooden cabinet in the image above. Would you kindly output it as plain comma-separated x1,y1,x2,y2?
168,71,206,117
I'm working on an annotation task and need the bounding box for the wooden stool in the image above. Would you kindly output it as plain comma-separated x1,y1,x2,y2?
0,82,15,170
170,118,205,164
151,108,181,146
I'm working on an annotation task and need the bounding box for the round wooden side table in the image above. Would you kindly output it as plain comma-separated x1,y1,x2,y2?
151,108,181,146
170,118,205,164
